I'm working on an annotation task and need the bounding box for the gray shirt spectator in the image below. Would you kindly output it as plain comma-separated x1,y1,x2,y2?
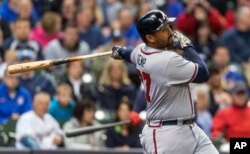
44,24,90,80
63,101,104,150
44,39,89,59
63,118,103,149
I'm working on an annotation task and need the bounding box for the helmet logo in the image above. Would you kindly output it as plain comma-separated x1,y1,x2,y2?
159,18,163,24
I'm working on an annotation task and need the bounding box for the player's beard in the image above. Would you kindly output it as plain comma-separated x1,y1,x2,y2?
166,32,174,49
157,33,172,49
157,39,169,49
156,34,173,49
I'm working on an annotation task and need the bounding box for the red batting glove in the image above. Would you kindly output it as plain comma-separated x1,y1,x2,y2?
130,111,142,126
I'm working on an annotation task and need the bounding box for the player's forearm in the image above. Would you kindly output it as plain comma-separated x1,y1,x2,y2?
183,46,209,83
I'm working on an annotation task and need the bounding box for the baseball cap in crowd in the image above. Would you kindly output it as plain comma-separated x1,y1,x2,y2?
17,50,36,61
228,82,248,94
111,29,123,41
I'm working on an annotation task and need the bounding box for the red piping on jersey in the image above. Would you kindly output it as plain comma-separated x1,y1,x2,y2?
185,64,198,84
188,86,194,116
153,129,158,154
140,47,162,55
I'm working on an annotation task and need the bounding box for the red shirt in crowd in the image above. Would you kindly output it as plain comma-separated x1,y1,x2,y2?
212,105,250,141
175,8,225,36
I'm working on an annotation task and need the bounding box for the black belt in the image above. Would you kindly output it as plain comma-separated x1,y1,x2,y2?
162,118,195,126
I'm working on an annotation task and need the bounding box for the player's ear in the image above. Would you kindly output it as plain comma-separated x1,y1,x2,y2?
146,34,155,44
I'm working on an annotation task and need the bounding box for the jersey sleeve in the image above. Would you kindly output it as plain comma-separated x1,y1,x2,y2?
166,54,198,85
130,45,141,65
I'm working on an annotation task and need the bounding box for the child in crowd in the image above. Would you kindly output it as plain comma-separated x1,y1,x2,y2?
49,83,75,122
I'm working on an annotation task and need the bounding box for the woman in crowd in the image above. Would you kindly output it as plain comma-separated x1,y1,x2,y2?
63,100,104,149
105,98,141,149
193,22,216,62
98,58,136,112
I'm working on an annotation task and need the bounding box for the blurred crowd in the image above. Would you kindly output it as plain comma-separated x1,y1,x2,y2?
0,0,250,152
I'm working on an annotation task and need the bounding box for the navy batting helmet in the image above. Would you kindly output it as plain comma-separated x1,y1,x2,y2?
136,10,175,41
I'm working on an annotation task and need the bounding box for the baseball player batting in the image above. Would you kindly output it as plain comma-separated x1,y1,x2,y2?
110,10,219,154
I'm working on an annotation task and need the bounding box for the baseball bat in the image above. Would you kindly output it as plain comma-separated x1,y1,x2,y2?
66,120,131,137
7,51,112,74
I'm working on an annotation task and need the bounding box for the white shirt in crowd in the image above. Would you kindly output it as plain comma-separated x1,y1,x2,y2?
16,111,63,149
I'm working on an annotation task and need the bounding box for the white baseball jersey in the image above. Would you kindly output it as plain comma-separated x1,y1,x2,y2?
130,43,198,121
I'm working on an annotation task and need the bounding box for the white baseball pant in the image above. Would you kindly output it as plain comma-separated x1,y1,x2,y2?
139,122,219,154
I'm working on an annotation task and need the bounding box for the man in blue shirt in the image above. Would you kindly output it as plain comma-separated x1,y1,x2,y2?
117,8,141,48
76,7,104,50
220,7,250,64
0,68,32,124
0,0,38,25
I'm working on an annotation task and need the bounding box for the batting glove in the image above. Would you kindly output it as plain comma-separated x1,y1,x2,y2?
130,111,142,126
111,46,125,60
172,31,191,50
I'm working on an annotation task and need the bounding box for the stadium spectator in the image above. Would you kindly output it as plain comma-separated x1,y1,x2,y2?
18,50,55,98
0,0,38,24
61,0,76,30
136,3,152,21
76,6,104,50
0,50,17,80
62,61,98,102
207,63,232,116
121,0,139,16
0,69,32,125
91,29,126,82
33,0,62,18
17,0,39,27
193,22,216,62
117,7,141,48
16,92,63,149
0,0,18,23
175,1,225,37
105,99,141,148
98,58,136,111
157,0,184,17
45,23,90,79
49,84,75,122
212,45,246,90
30,12,62,48
220,7,250,64
193,84,212,137
100,0,123,25
237,0,250,7
208,0,236,29
63,101,104,149
3,19,43,60
212,82,250,141
80,0,104,26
